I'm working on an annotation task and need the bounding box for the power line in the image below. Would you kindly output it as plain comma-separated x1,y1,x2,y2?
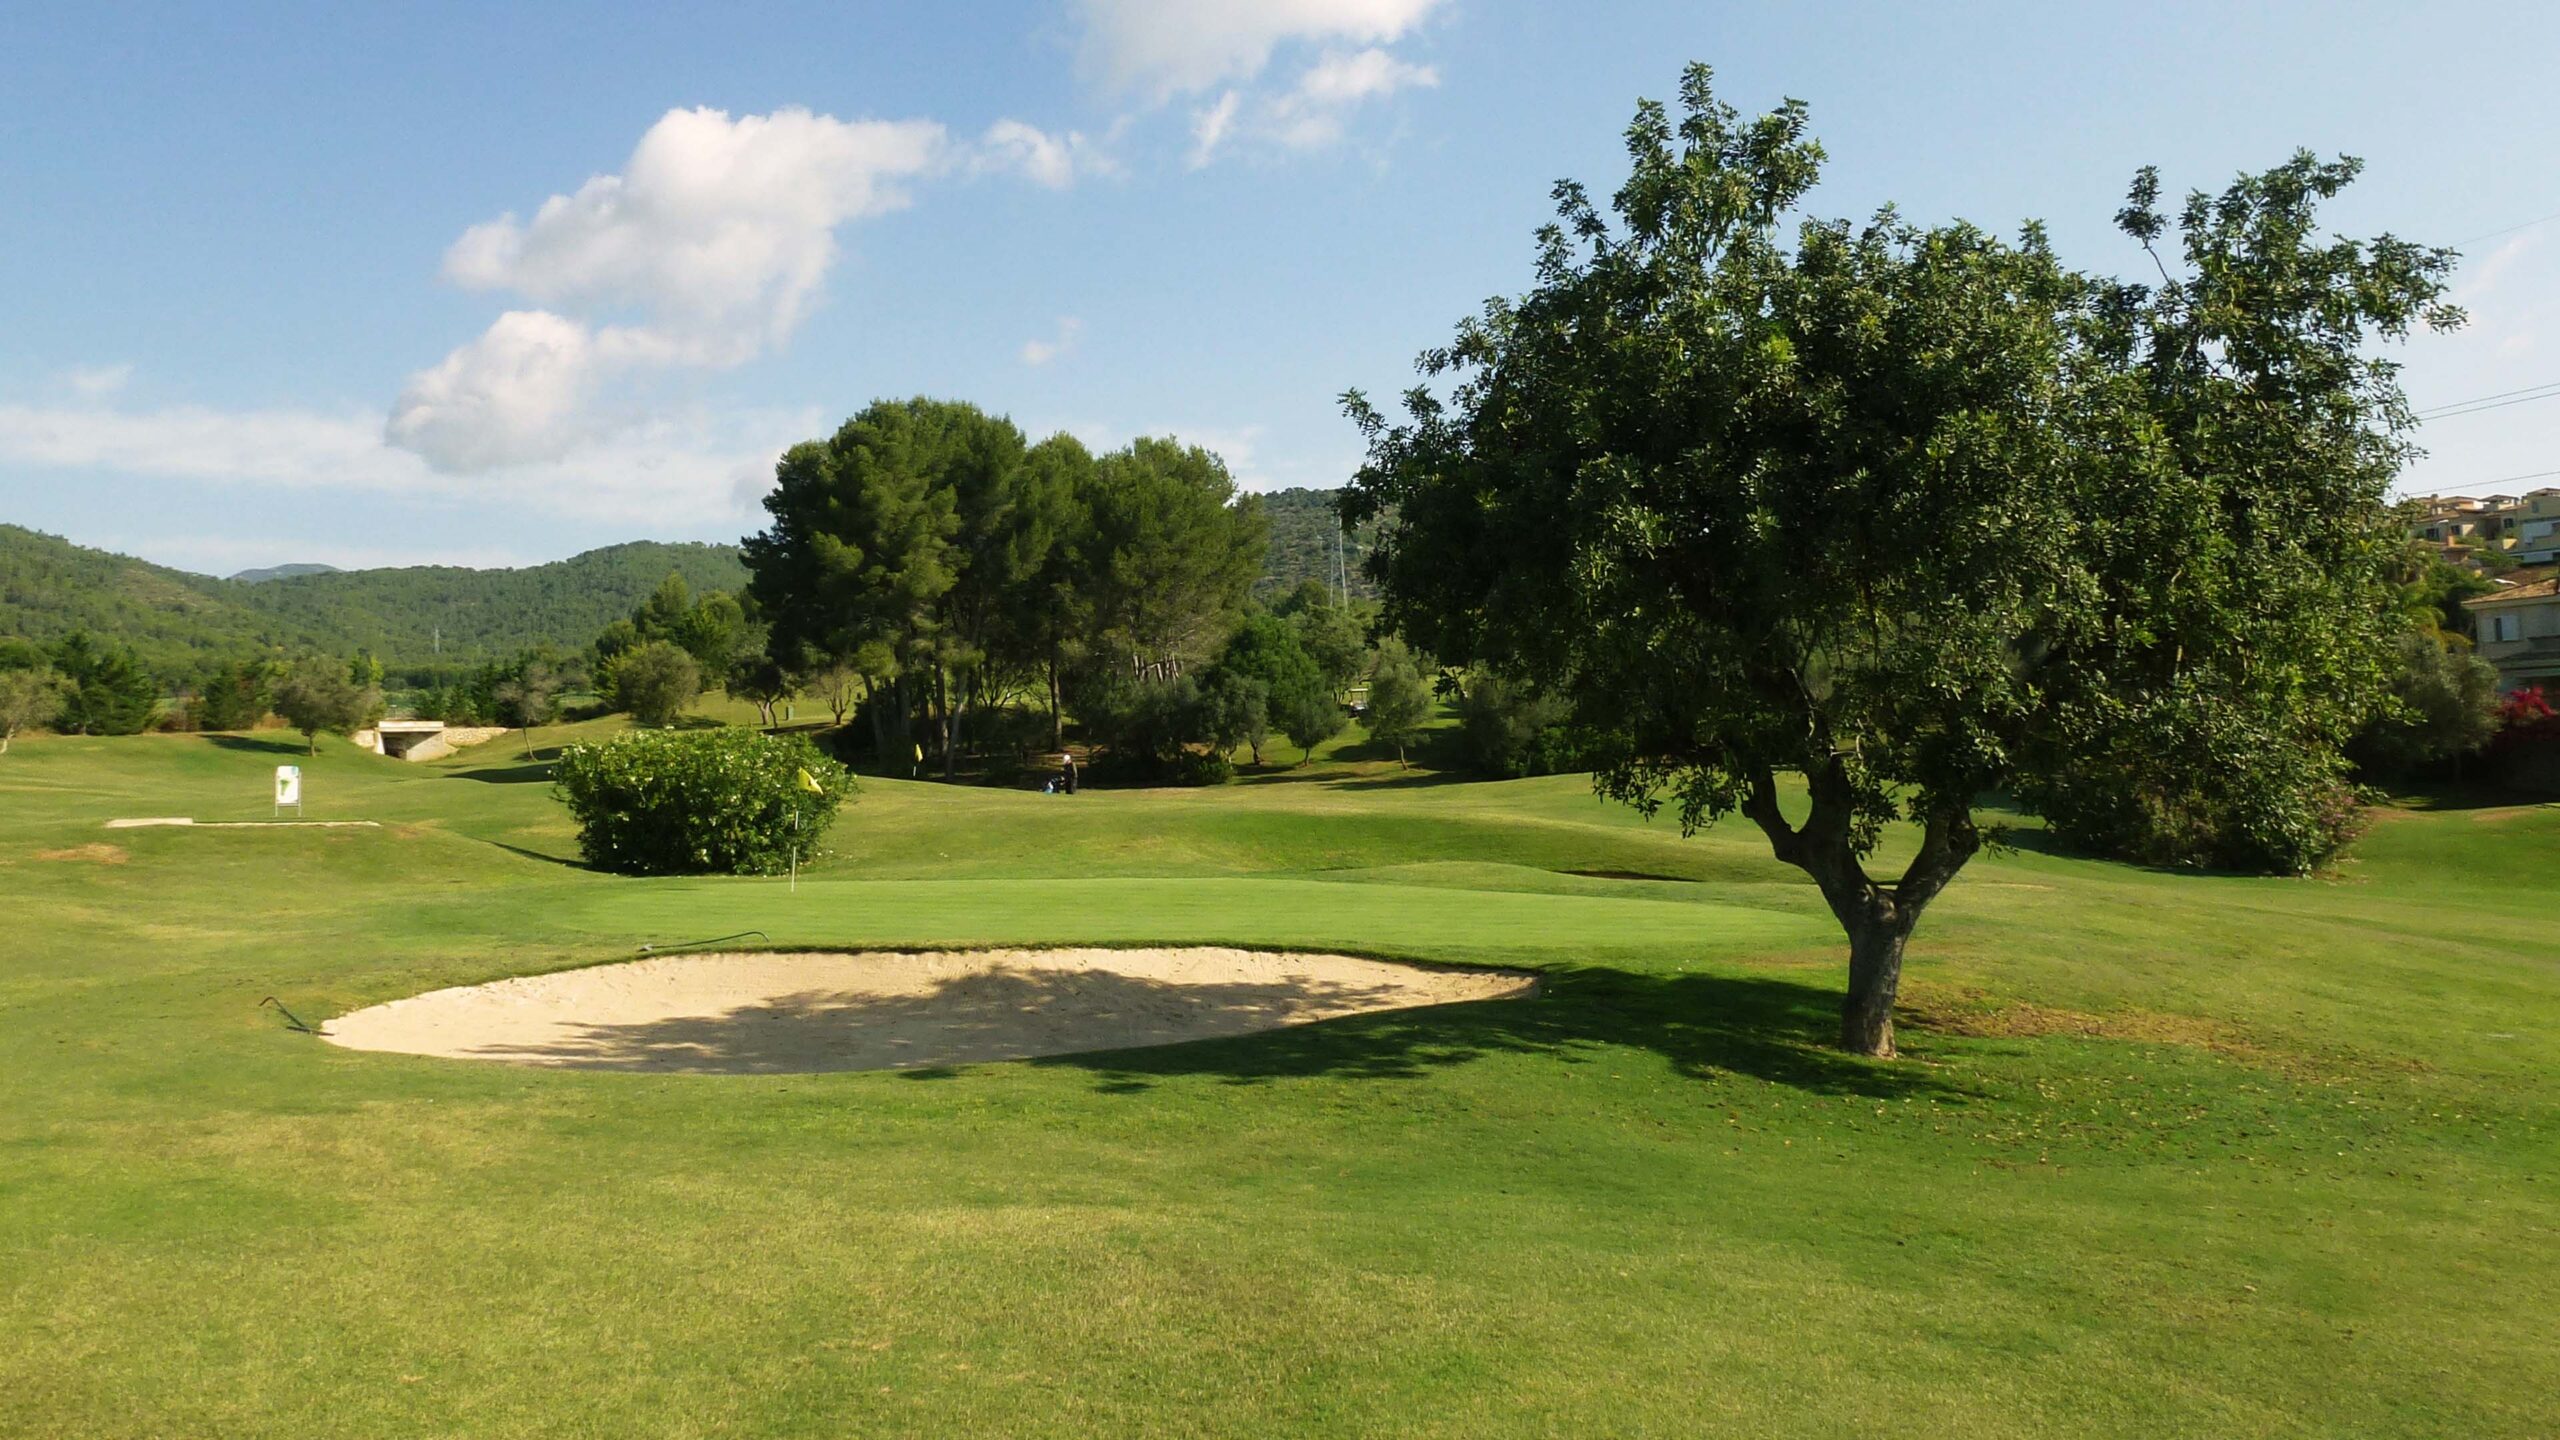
2416,378,2560,413
2416,385,2560,422
2451,209,2560,248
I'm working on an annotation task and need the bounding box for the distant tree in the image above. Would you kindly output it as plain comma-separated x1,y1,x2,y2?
493,659,563,758
1210,613,1340,763
0,666,66,754
273,657,378,755
1341,67,2457,1054
1362,639,1431,767
1197,666,1272,766
1288,596,1369,696
727,648,795,729
672,591,748,679
1016,433,1101,749
51,632,157,736
193,658,276,732
593,618,641,664
608,641,700,728
1081,437,1268,682
634,573,695,641
802,657,864,727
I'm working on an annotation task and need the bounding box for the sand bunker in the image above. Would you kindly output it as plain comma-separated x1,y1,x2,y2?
321,947,1533,1074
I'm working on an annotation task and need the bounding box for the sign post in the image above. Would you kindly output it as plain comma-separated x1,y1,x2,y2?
274,765,301,818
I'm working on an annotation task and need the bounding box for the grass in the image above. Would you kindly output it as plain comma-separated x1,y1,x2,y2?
1,720,2554,1437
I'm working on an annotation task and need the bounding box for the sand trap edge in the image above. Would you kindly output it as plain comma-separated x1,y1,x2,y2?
319,946,1539,1076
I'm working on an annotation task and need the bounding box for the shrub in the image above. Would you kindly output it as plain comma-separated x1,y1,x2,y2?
551,728,854,875
2032,737,2364,874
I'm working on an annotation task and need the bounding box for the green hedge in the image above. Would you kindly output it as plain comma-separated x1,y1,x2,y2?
552,728,853,875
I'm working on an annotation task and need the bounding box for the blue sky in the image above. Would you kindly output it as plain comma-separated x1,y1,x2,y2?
3,1,2553,574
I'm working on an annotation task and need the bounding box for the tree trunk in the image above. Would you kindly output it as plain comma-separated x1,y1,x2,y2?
936,664,955,780
1046,658,1063,751
1839,914,1910,1058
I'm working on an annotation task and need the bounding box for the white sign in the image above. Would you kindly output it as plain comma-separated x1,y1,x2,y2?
274,765,301,809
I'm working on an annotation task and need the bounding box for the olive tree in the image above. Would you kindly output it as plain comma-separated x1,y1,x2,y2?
1343,67,2455,1056
0,667,66,755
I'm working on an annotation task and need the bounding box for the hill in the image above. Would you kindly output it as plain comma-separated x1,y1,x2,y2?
217,541,749,673
1253,487,1382,601
0,524,337,678
228,563,340,584
0,525,748,681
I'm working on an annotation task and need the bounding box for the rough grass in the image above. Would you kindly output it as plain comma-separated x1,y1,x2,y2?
0,724,2554,1437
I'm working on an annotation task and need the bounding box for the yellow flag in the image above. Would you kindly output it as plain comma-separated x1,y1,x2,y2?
796,767,824,795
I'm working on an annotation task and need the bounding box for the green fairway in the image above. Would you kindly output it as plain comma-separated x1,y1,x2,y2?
2,726,2555,1437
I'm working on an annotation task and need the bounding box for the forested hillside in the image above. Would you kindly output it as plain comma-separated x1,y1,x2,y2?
6,495,1365,689
0,524,336,677
223,541,748,672
1253,488,1380,601
0,526,747,682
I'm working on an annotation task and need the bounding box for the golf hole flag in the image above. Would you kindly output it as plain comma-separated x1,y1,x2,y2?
796,767,824,796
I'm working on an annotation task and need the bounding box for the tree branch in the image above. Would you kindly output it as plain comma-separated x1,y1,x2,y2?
1894,802,1982,918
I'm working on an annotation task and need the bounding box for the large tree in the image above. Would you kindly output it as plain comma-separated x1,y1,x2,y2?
1080,437,1268,684
746,399,1034,775
1342,67,2456,1056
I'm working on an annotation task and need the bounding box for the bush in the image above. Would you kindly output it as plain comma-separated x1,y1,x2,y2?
2031,739,2364,875
551,728,854,875
2348,633,2502,781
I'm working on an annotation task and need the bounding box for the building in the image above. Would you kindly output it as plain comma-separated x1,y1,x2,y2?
2412,493,2520,548
2413,489,2560,553
2466,574,2560,694
2512,489,2560,564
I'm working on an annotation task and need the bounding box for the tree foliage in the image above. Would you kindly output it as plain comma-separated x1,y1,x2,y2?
272,657,379,755
745,399,1265,775
0,666,66,754
1342,66,2456,1054
50,632,159,736
607,641,701,728
1362,639,1431,766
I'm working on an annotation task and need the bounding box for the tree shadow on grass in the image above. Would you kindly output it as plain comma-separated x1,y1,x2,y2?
204,732,313,757
453,761,556,785
1037,966,1952,1099
416,957,1953,1102
1229,765,1485,792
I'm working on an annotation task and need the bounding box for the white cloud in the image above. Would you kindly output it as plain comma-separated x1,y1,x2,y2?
1074,0,1446,101
1074,0,1448,164
393,104,948,473
0,395,813,530
385,309,602,471
1263,47,1438,152
65,363,134,398
1188,91,1242,168
976,119,1112,189
1020,316,1084,366
440,105,947,345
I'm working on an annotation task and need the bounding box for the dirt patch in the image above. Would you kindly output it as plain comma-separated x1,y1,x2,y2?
1899,990,2412,1078
31,844,127,865
322,947,1535,1074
